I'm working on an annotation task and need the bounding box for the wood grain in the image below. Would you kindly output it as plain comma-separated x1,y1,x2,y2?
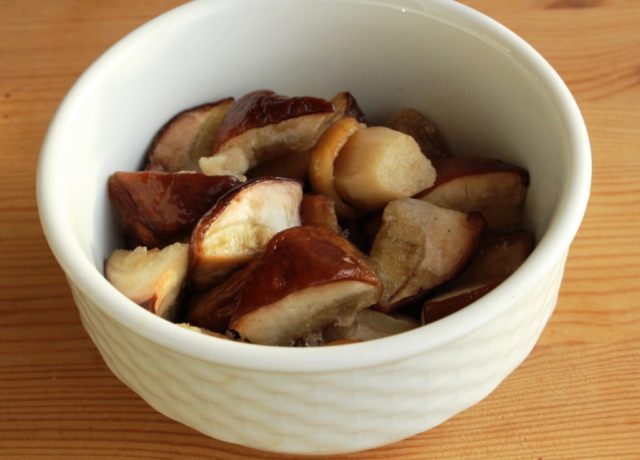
1,1,638,458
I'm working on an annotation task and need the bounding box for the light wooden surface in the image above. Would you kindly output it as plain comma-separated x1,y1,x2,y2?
1,1,639,458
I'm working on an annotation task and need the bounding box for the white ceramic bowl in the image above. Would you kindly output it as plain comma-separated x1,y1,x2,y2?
37,0,591,455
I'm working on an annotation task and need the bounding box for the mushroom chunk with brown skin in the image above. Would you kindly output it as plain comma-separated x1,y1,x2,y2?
422,280,502,325
385,107,450,161
105,242,189,320
450,230,534,288
245,92,367,182
245,148,311,182
186,255,262,333
146,98,234,172
108,171,240,248
333,126,437,211
299,194,341,233
308,116,363,219
417,157,529,232
189,177,303,290
199,90,334,177
368,199,485,313
227,226,382,346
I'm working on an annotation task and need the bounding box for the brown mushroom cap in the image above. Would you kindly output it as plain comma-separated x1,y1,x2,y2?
146,98,234,172
228,226,382,346
422,279,502,325
418,157,530,232
189,177,303,289
108,171,240,248
199,90,335,177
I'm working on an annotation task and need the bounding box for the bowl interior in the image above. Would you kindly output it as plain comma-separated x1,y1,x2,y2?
38,0,589,368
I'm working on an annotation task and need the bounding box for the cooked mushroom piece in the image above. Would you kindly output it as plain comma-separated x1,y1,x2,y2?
333,126,437,211
422,280,502,325
245,92,367,182
108,171,240,248
228,226,382,346
308,116,363,218
186,255,262,332
299,194,341,233
146,98,234,172
368,199,485,312
105,242,189,320
450,230,534,288
385,107,450,161
199,90,334,177
417,157,530,232
246,149,312,182
189,177,303,290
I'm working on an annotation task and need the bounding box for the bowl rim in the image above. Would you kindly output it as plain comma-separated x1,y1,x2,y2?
37,0,591,373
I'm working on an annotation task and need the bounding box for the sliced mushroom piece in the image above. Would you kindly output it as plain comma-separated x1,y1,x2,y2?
369,199,485,313
246,148,311,181
334,126,437,211
146,98,234,172
324,308,418,342
186,254,261,332
189,177,303,290
228,226,382,346
417,157,529,232
308,116,363,218
451,230,534,288
422,280,502,325
299,194,341,233
108,171,240,248
385,107,450,161
246,92,367,182
199,90,334,177
105,242,189,320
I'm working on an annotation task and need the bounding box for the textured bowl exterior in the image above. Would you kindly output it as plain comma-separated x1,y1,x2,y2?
69,256,565,454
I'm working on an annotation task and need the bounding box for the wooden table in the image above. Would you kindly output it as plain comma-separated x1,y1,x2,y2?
1,1,638,458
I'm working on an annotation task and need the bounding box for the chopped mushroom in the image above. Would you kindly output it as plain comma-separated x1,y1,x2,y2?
108,171,239,248
418,157,529,232
450,230,534,288
308,116,363,218
333,126,436,211
189,177,303,290
146,98,234,172
244,92,367,182
199,90,334,177
228,226,382,346
385,107,450,161
299,194,341,233
368,199,485,312
105,242,189,320
422,280,501,325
